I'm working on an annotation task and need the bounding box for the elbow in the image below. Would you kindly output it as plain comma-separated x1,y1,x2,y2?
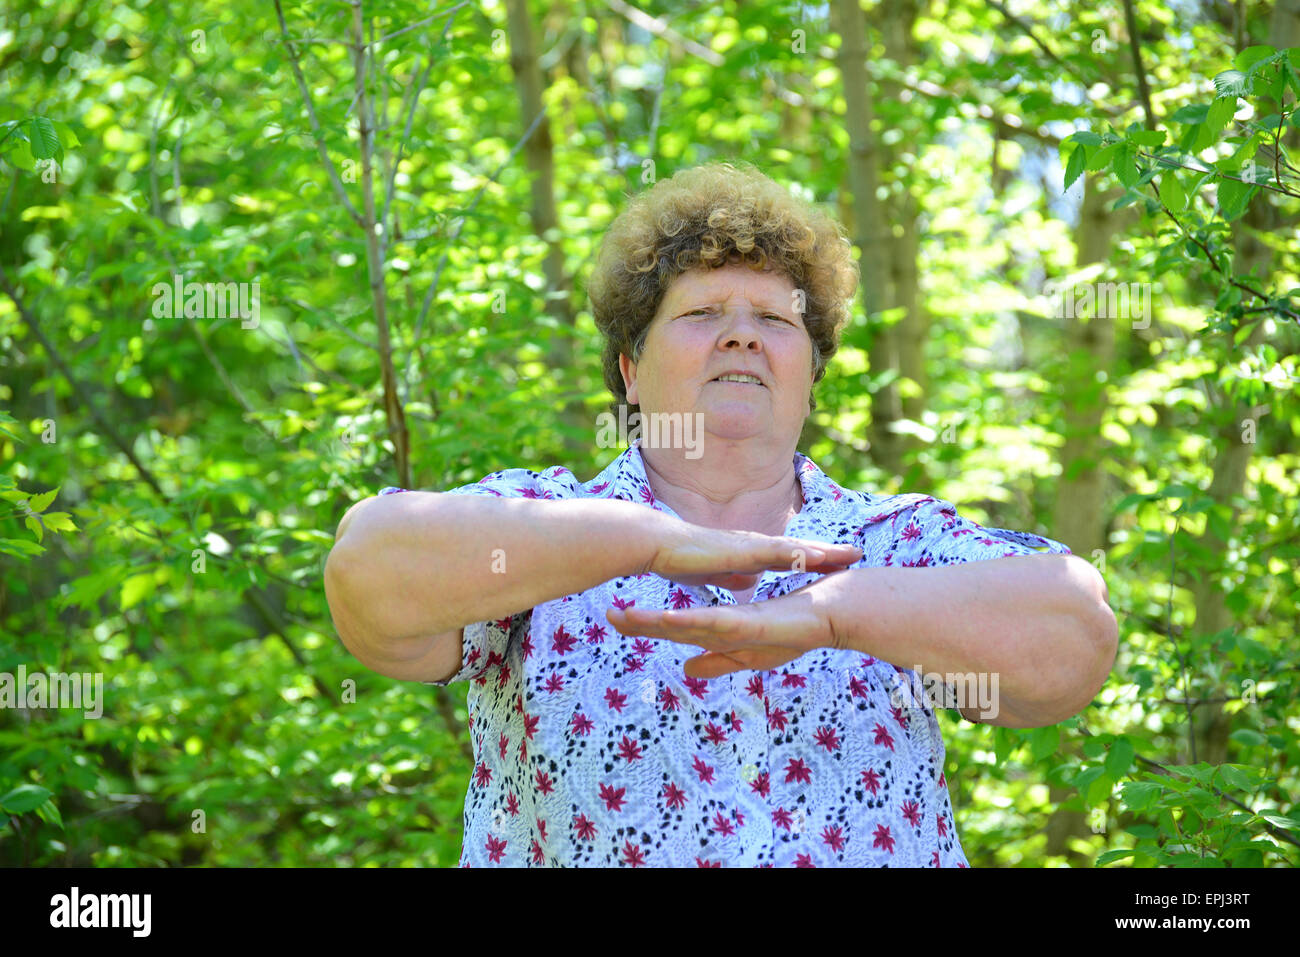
1070,553,1118,690
1038,556,1118,723
1052,588,1118,723
1085,596,1119,700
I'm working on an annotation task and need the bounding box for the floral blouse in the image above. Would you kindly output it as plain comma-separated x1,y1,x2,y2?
376,442,1071,867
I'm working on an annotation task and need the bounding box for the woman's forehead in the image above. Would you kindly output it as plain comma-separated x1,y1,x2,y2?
663,264,796,307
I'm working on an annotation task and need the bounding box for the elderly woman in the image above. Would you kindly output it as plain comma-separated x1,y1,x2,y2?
324,162,1117,867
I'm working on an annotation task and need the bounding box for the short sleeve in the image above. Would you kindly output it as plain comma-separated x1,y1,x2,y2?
377,465,585,687
884,496,1071,568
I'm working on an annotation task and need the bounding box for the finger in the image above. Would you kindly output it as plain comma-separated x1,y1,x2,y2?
757,542,861,573
684,651,747,679
606,606,744,646
607,605,736,639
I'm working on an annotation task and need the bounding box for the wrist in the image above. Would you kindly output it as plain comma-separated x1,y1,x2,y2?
815,567,865,654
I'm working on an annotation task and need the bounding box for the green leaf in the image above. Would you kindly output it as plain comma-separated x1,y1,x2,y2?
993,725,1017,765
1212,71,1249,98
34,798,64,830
0,537,45,557
1257,813,1300,832
1216,177,1256,221
1122,780,1162,812
1064,144,1087,191
0,784,53,814
1082,734,1107,759
1086,142,1119,171
1105,738,1136,777
1096,848,1137,866
1087,770,1114,806
1030,725,1061,762
27,117,60,161
1123,824,1160,839
6,138,36,171
120,572,156,611
27,487,59,512
40,512,77,533
1074,765,1105,789
1160,171,1187,212
1206,96,1238,134
1229,728,1266,747
51,121,81,150
1171,104,1210,124
1215,764,1255,791
1129,130,1166,147
1113,143,1139,187
1235,46,1276,73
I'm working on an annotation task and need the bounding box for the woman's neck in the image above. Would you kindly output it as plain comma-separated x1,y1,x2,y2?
639,444,803,536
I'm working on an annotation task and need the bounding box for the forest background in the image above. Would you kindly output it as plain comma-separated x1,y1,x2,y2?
1,0,1297,867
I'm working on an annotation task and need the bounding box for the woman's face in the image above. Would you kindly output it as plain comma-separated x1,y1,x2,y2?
620,262,813,445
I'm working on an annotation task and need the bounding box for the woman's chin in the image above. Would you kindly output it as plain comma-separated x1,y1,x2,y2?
702,411,767,441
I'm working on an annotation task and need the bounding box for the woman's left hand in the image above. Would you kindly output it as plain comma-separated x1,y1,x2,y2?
604,574,846,679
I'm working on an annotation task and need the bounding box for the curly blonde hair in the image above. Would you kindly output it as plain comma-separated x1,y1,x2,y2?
586,161,858,417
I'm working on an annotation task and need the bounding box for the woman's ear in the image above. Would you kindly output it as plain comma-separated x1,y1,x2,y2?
619,352,639,406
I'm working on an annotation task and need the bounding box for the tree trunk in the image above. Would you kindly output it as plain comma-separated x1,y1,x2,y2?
1042,172,1129,862
831,0,902,478
880,0,929,459
504,0,586,457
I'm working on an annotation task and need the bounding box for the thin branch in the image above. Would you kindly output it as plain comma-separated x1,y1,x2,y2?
1078,728,1300,852
0,266,166,498
273,0,365,228
381,53,433,250
1120,0,1157,129
256,323,364,392
289,299,377,350
244,587,336,702
1168,522,1197,764
382,3,464,252
1147,178,1300,324
375,1,470,44
604,0,724,66
1143,151,1300,199
149,117,279,439
404,105,550,402
148,78,176,220
646,71,664,159
986,0,1084,83
352,0,411,489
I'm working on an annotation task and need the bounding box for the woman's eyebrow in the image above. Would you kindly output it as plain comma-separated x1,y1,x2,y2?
676,299,790,314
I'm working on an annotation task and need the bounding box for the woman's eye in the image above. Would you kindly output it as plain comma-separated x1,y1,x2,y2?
766,314,792,324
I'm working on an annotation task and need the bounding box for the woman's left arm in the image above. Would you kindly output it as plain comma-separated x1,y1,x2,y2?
822,553,1118,728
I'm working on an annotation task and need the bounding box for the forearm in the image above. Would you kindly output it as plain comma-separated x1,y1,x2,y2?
823,554,1117,727
326,492,662,644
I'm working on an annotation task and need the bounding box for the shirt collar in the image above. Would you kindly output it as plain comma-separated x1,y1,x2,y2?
584,439,852,542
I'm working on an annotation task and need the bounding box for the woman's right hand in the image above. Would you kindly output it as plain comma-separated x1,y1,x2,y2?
646,513,864,592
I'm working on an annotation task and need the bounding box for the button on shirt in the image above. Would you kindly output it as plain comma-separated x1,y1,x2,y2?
377,442,1071,867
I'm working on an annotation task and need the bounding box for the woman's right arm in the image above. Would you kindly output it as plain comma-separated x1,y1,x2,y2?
324,493,662,681
323,492,863,682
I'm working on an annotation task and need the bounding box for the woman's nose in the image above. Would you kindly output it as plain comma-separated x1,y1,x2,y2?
718,311,765,350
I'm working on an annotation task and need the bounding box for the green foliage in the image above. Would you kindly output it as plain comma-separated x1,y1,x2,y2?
1,0,1296,868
